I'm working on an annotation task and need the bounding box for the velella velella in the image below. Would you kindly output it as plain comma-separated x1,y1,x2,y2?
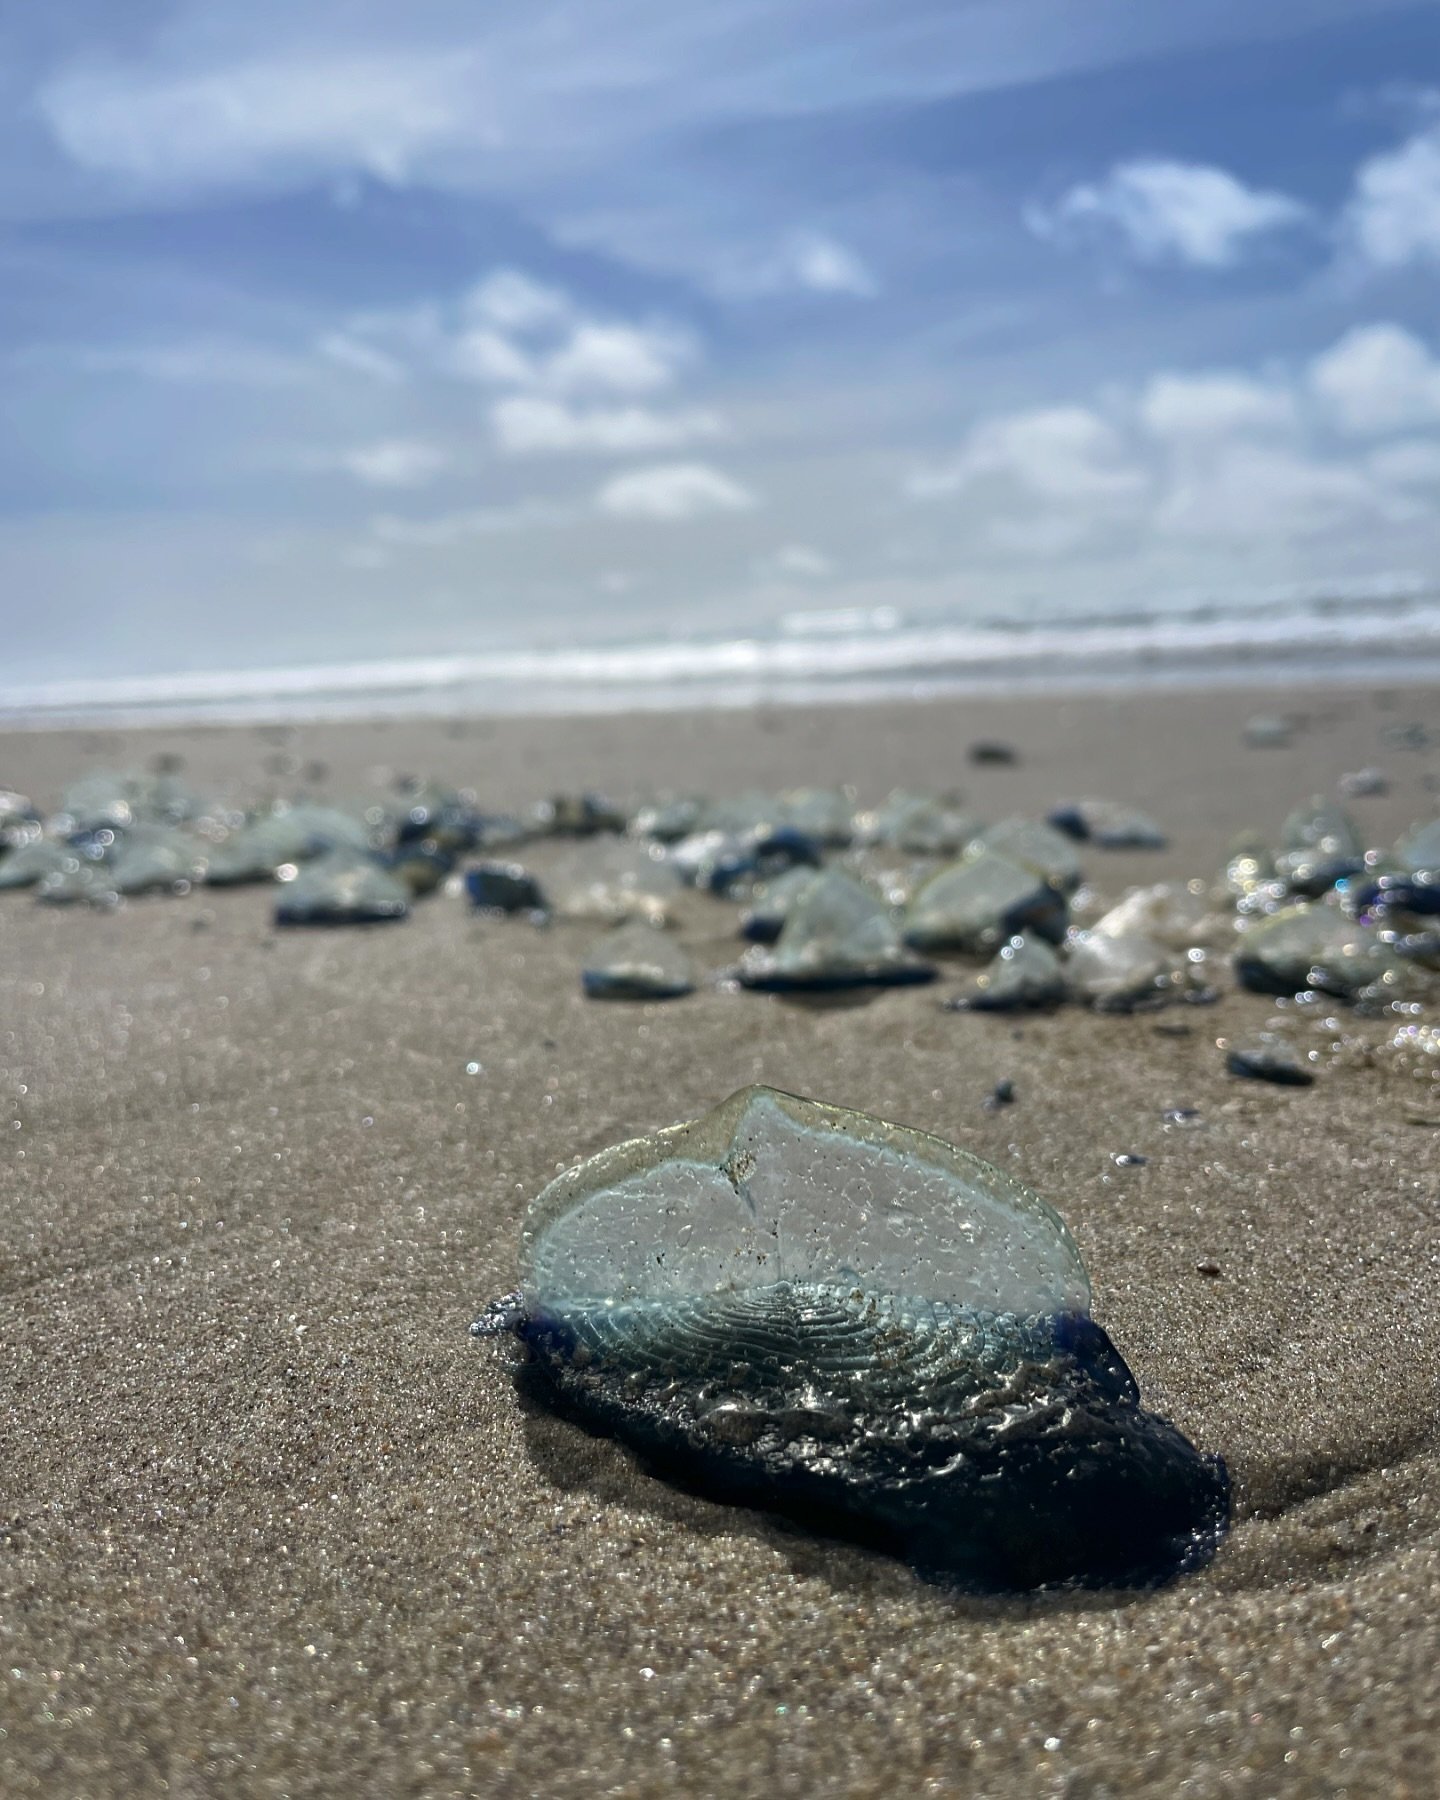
738,869,934,991
904,850,1068,955
974,818,1083,895
1047,799,1168,851
946,933,1067,1012
581,919,697,1000
273,851,410,925
473,1086,1229,1589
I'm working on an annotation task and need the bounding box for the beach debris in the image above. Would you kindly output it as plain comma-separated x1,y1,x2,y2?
1380,721,1430,752
982,1078,1017,1112
1396,818,1440,883
1065,930,1180,1012
465,861,548,915
669,824,822,896
36,859,121,906
203,804,371,885
100,825,200,895
1111,1153,1148,1168
32,824,200,905
739,866,820,944
535,793,627,837
0,790,40,847
0,837,78,891
1274,797,1366,896
1047,800,1168,850
544,839,682,924
379,840,454,896
1233,904,1409,1000
947,934,1067,1012
1338,768,1389,799
472,1085,1229,1587
739,869,934,991
581,919,697,1000
384,779,484,853
1225,1031,1315,1086
905,851,1068,956
632,796,704,843
1220,832,1280,909
968,740,1018,765
1092,881,1219,951
1162,1107,1202,1126
273,851,410,926
974,817,1083,894
772,787,856,847
1243,714,1293,749
862,791,978,857
1195,1260,1222,1279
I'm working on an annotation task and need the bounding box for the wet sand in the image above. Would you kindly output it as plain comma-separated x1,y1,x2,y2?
1,682,1439,1798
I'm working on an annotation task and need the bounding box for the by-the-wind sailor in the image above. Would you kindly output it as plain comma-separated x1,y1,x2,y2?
473,1086,1229,1588
738,869,935,991
739,866,819,944
1275,797,1366,896
947,933,1067,1012
974,818,1083,894
273,851,409,925
581,919,696,1000
904,850,1068,955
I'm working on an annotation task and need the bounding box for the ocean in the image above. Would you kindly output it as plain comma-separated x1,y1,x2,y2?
3,579,1437,728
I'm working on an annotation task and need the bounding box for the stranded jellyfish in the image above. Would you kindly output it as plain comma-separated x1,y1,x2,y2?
473,1086,1228,1589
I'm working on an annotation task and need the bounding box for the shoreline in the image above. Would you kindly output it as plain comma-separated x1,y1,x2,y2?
1,678,1438,1796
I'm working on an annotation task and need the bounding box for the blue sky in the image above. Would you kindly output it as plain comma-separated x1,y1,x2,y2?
5,0,1440,681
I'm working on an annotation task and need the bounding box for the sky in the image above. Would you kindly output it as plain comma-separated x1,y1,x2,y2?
5,0,1440,682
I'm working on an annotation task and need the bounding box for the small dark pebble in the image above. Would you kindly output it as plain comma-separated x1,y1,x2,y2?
981,1078,1016,1112
1195,1260,1222,1278
1112,1153,1148,1168
1162,1107,1201,1125
1152,1023,1192,1038
968,740,1018,765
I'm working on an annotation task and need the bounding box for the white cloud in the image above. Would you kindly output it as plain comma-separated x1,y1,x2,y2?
906,321,1440,565
338,272,698,402
1032,158,1308,267
545,321,693,394
448,327,537,386
1138,372,1296,440
1345,124,1440,269
595,462,758,521
1308,323,1440,434
492,396,723,456
40,50,478,187
785,232,878,297
338,439,447,488
464,269,572,333
908,407,1145,504
1155,444,1400,542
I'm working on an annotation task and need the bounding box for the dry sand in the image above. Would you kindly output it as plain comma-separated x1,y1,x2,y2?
1,683,1439,1798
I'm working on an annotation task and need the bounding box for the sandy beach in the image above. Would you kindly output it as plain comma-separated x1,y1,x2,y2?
1,681,1438,1798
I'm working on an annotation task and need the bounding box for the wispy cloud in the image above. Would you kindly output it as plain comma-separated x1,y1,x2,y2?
39,49,481,188
595,462,758,521
492,397,724,457
1030,158,1309,266
337,439,448,488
